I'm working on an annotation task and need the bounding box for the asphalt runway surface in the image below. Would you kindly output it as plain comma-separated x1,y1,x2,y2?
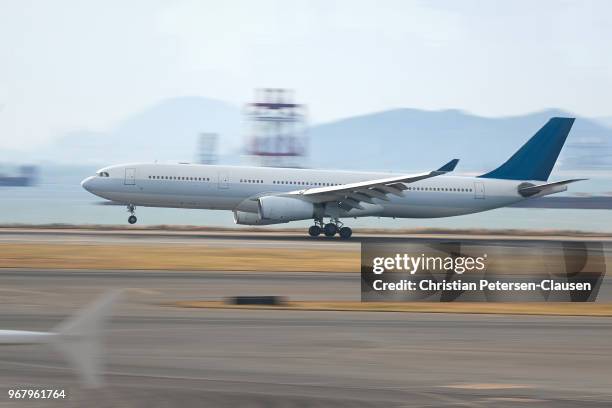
0,269,611,407
1,227,611,248
0,228,360,249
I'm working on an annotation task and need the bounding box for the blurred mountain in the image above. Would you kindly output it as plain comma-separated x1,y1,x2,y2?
595,116,612,128
308,108,612,173
2,98,611,174
38,96,242,164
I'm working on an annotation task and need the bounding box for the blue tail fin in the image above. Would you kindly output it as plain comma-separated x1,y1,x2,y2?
479,117,575,181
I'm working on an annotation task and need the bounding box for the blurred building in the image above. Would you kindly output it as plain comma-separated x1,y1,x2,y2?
245,88,308,168
197,132,218,165
0,164,38,187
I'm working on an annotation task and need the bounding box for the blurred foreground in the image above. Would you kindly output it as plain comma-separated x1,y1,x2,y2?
1,228,612,407
1,275,612,407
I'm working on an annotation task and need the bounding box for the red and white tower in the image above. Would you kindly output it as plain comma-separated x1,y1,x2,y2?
245,88,308,168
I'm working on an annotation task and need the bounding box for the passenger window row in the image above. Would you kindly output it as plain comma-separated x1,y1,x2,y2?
148,176,211,181
273,181,339,186
238,179,341,186
408,186,472,192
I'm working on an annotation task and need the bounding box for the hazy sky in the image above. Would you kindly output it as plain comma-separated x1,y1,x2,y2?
1,0,611,149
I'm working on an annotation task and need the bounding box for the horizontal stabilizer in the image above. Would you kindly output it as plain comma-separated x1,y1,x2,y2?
518,178,586,198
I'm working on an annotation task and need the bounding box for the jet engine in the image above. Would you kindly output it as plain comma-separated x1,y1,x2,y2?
233,210,283,225
257,196,314,222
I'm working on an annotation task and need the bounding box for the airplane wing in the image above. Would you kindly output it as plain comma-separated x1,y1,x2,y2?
283,159,459,210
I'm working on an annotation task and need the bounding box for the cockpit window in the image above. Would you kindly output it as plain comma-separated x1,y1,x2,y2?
96,171,110,177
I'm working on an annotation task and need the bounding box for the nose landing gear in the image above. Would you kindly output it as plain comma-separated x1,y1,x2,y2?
127,204,137,224
308,219,352,239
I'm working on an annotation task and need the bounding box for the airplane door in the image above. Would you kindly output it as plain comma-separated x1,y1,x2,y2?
474,181,485,199
124,168,136,185
218,172,229,189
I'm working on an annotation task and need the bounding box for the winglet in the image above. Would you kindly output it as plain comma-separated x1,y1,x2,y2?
436,159,459,173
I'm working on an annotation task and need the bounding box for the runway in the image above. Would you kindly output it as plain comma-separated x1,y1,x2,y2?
1,268,612,407
1,227,611,248
0,228,359,249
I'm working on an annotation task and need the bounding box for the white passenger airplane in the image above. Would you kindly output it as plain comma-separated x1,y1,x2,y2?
82,118,582,239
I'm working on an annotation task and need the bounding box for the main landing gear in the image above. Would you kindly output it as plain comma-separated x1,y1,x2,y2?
308,219,352,239
127,204,137,224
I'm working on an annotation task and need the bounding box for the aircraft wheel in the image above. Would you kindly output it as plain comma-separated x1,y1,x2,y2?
128,215,137,224
339,227,352,239
323,223,337,237
308,225,321,237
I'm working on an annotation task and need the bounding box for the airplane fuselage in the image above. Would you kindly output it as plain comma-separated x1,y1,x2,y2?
82,163,526,220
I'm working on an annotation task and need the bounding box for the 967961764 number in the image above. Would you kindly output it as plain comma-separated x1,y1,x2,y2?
8,389,66,399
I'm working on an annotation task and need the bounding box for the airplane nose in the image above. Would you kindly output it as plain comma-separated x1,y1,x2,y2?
81,176,95,192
